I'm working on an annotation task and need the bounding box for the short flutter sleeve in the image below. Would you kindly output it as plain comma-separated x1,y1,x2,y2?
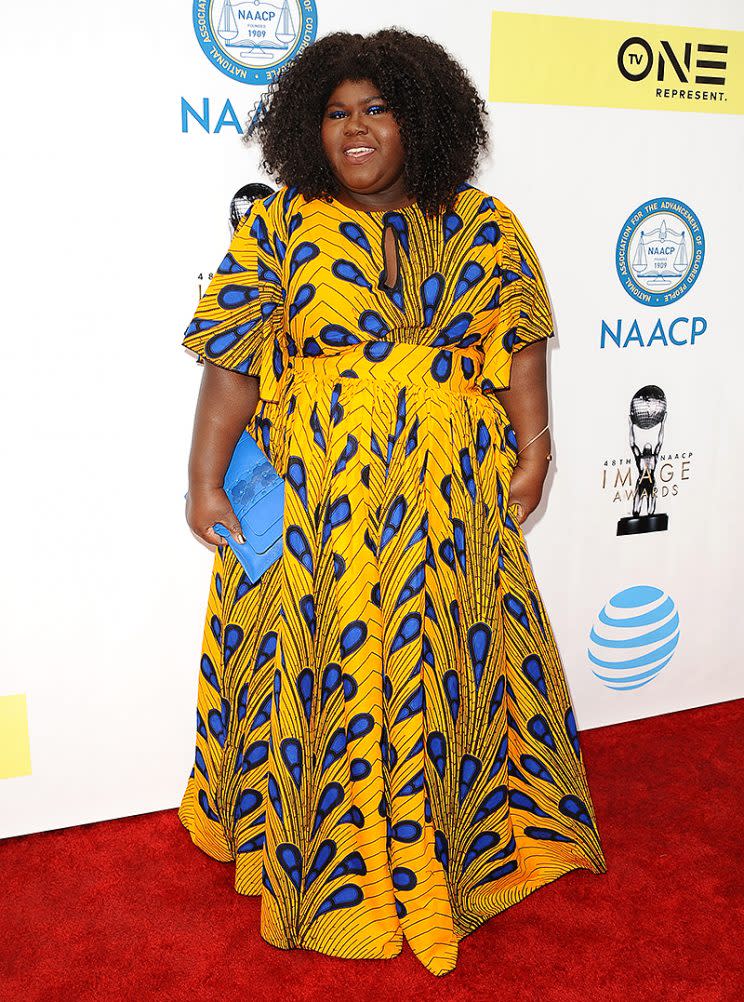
181,192,287,403
477,204,555,393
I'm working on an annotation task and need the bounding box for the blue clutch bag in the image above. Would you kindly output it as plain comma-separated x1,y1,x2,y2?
211,429,285,583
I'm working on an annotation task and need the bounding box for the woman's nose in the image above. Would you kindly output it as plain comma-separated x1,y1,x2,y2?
344,112,368,133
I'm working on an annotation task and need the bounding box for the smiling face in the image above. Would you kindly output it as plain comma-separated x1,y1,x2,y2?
320,77,410,209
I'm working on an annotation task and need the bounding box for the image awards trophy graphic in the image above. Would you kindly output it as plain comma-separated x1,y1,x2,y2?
617,384,670,536
229,182,275,233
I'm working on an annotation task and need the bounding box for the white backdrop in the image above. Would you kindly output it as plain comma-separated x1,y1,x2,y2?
1,1,742,838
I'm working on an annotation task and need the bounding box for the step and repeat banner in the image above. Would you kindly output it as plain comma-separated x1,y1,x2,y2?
1,1,742,837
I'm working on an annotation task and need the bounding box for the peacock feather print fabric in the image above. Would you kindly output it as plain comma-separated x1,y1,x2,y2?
178,183,607,975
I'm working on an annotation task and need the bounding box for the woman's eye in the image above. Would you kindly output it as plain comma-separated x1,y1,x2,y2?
326,105,388,120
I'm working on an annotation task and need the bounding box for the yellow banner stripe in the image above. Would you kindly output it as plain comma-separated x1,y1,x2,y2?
0,694,32,779
490,12,744,115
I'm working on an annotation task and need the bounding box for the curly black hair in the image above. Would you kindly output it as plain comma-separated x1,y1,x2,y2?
243,28,490,218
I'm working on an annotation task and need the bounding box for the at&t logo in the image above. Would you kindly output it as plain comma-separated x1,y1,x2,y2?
588,585,681,690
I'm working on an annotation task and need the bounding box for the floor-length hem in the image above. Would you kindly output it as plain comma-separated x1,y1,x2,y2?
177,783,607,976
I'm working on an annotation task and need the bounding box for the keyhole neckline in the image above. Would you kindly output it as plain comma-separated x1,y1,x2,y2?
380,221,401,291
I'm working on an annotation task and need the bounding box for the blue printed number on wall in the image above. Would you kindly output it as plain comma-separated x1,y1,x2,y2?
192,0,318,85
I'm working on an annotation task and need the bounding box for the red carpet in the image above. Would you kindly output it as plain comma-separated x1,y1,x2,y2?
2,699,741,1002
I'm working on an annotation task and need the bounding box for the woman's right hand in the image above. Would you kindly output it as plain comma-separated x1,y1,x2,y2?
185,484,246,548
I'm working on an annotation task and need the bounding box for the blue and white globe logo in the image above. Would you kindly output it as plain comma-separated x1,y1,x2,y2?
588,585,680,690
193,0,318,85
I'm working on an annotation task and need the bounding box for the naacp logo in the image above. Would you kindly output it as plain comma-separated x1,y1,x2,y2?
193,0,318,85
616,198,705,307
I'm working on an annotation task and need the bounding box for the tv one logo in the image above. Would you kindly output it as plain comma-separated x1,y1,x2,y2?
617,36,728,87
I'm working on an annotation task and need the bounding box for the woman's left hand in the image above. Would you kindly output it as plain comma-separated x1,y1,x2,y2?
507,462,547,524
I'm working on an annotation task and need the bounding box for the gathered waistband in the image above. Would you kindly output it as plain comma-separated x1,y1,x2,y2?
286,342,486,396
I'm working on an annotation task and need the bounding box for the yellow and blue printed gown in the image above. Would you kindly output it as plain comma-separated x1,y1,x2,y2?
178,183,607,975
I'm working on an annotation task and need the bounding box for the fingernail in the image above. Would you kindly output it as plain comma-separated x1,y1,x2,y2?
234,532,246,544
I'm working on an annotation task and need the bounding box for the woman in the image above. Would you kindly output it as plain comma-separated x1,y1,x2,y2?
179,28,607,976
